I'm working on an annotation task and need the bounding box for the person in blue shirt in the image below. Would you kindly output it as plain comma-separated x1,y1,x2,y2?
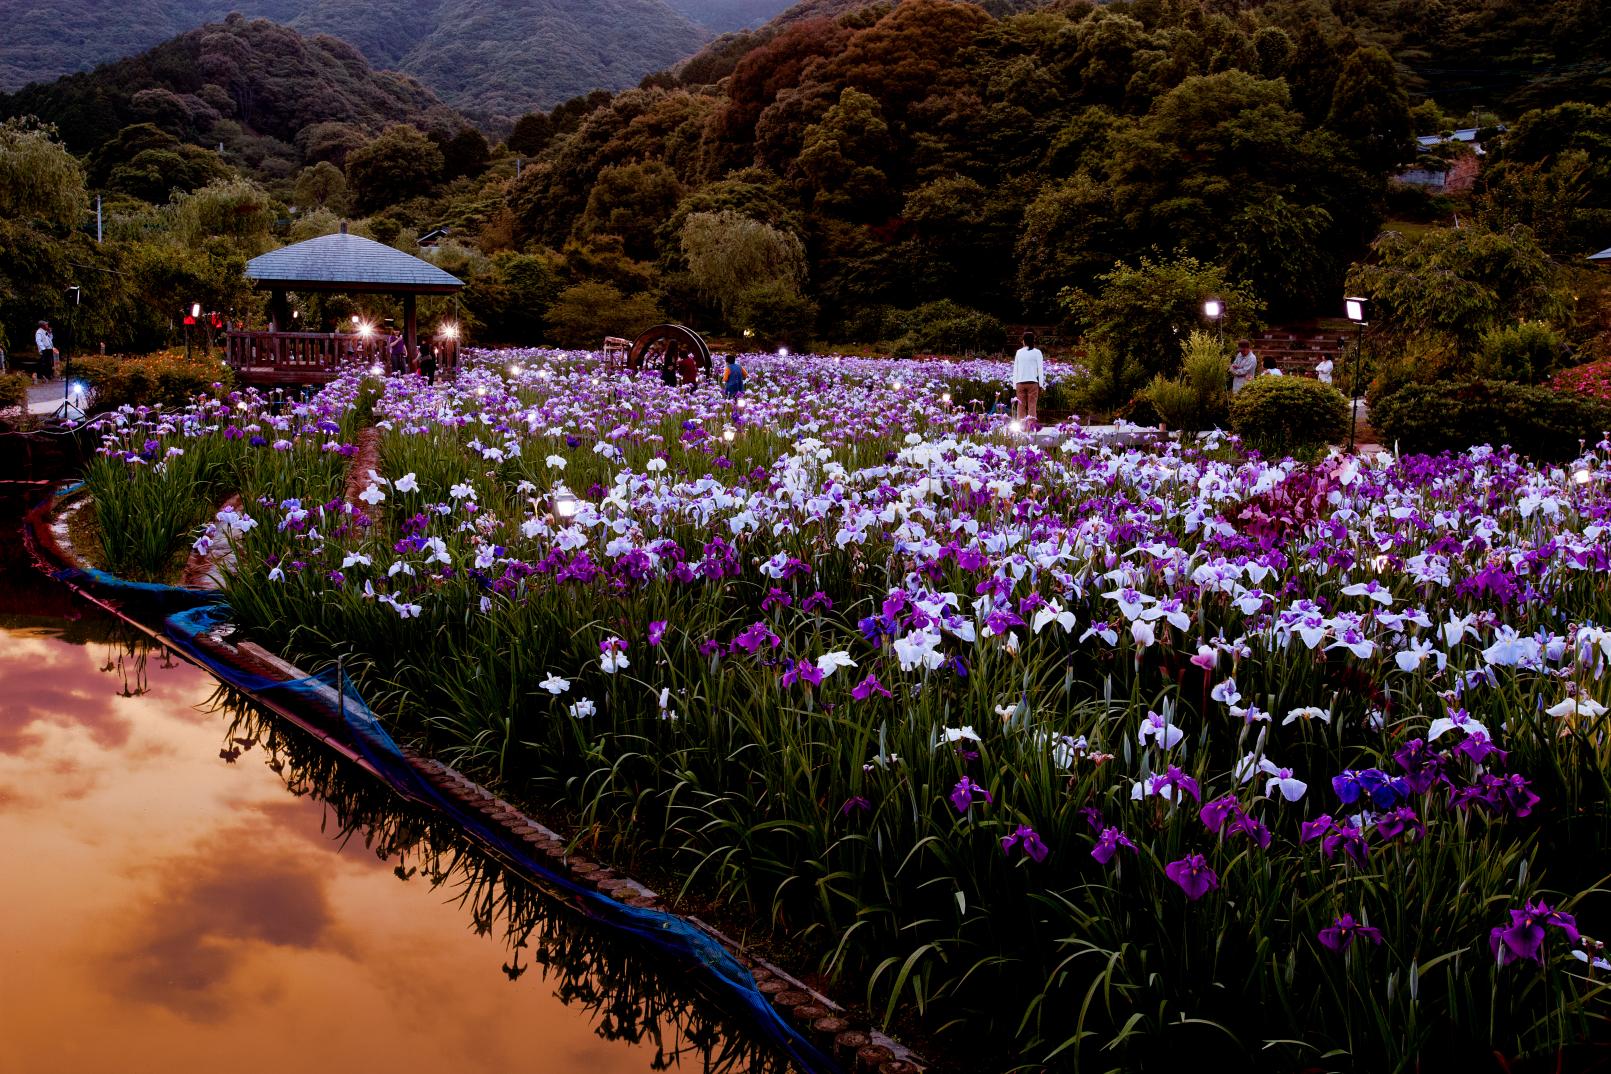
722,355,746,399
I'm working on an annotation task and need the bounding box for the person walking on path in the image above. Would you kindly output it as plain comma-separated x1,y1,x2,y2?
722,354,746,401
35,321,59,380
1012,331,1046,427
1230,338,1258,394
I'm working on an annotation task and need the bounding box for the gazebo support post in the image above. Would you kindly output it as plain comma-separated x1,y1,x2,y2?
403,293,418,367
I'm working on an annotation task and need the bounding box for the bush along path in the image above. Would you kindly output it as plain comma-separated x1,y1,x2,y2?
80,350,1611,1071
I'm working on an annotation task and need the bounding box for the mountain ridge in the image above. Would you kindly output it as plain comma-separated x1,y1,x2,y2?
0,0,713,117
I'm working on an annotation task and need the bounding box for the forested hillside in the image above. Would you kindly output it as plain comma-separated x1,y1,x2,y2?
2,0,1607,399
0,0,711,117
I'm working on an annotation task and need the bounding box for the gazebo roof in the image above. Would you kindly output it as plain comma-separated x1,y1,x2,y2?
246,232,464,294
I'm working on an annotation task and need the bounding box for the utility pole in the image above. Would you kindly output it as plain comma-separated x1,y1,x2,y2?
96,195,102,244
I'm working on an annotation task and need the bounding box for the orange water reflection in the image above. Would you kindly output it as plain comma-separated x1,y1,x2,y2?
0,612,789,1074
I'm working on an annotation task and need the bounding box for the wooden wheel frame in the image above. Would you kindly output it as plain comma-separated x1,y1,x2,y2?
627,324,712,378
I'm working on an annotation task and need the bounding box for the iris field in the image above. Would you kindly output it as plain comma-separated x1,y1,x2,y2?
84,350,1611,1070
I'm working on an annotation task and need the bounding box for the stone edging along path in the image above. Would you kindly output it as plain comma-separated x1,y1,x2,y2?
27,480,928,1074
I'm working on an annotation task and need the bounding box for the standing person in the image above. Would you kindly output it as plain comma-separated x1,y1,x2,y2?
722,354,746,401
35,320,59,380
1314,355,1334,385
419,338,437,384
387,331,408,374
660,348,679,387
1230,339,1258,394
1012,331,1045,426
676,350,699,386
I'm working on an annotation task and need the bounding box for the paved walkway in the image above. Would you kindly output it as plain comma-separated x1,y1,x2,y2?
24,380,86,419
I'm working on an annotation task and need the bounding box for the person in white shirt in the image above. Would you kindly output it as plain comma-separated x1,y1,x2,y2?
1012,331,1046,426
1229,338,1258,394
1315,356,1334,385
35,320,59,379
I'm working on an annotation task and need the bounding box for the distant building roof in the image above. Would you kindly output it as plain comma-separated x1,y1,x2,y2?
1416,125,1507,150
1590,246,1611,262
246,232,463,294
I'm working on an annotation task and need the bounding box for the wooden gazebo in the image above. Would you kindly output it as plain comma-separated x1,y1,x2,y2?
227,225,464,385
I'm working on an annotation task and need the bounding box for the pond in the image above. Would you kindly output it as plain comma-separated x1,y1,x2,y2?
0,484,798,1074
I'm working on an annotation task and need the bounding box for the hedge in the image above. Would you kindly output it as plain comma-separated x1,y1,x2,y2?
75,351,233,412
1371,379,1611,462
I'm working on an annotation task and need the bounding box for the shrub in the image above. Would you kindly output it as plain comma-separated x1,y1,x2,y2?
545,282,663,348
1229,375,1349,455
1474,321,1565,384
1371,379,1611,461
0,371,27,412
733,280,817,347
885,300,1006,357
1143,373,1197,429
76,351,232,411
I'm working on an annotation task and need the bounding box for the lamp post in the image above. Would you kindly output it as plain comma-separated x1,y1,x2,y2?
1203,298,1224,345
1344,296,1369,453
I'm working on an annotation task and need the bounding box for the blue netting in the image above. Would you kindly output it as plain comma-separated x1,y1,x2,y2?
162,604,839,1074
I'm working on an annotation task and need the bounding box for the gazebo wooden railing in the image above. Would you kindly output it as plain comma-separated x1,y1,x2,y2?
225,330,462,386
226,330,376,385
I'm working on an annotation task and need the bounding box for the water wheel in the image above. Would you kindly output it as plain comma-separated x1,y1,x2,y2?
628,324,712,380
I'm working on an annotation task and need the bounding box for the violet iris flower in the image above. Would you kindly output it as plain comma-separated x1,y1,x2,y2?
1091,826,1136,864
781,658,825,689
1164,853,1219,900
839,796,872,818
850,673,892,700
1001,825,1050,863
647,620,667,646
1318,913,1384,952
949,776,993,814
1490,901,1579,965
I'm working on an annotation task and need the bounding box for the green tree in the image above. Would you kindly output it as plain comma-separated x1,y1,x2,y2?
733,280,818,347
345,124,444,214
507,112,555,156
1063,255,1262,399
578,161,684,261
168,178,275,253
545,281,662,347
679,210,807,318
1325,46,1414,173
292,161,349,214
1345,225,1566,354
0,119,87,229
793,87,893,216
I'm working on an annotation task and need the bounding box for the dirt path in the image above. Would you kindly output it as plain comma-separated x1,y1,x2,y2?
343,427,383,510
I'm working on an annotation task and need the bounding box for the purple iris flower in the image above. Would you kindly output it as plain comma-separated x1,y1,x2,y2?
1393,738,1450,795
1078,806,1105,831
1200,795,1271,849
761,587,793,611
1001,825,1050,863
1490,901,1580,965
949,777,993,814
1164,853,1219,901
647,620,667,646
839,796,872,818
1318,913,1384,952
1454,733,1508,766
1091,826,1136,864
781,658,824,689
802,591,833,613
1159,766,1202,802
732,621,781,653
1374,806,1425,843
1321,824,1370,865
850,674,892,700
